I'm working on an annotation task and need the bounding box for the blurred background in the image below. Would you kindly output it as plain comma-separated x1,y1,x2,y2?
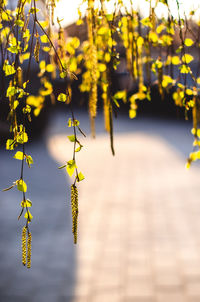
2,108,200,302
1,1,200,302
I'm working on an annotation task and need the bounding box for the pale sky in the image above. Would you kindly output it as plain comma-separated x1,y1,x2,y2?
54,0,200,27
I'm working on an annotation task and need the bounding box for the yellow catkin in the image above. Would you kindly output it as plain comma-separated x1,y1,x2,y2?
192,96,197,131
89,45,98,137
27,232,32,269
87,0,98,136
103,97,110,132
51,0,55,25
34,36,40,63
22,226,27,266
158,66,164,100
71,184,78,244
17,67,23,87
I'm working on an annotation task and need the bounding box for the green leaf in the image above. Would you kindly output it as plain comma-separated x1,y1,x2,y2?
21,199,32,208
3,61,16,76
67,118,80,127
24,210,33,222
114,90,126,100
67,118,72,127
6,139,14,150
75,145,82,152
16,132,28,144
57,93,67,102
113,98,120,108
106,14,113,21
14,100,19,110
77,172,85,182
16,179,27,192
26,155,33,167
6,86,17,97
66,160,76,177
15,19,24,27
7,46,19,54
29,7,39,14
141,17,153,28
176,46,183,53
13,151,24,160
60,71,67,78
67,135,76,142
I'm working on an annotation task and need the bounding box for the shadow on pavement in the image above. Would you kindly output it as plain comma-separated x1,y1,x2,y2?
0,137,76,302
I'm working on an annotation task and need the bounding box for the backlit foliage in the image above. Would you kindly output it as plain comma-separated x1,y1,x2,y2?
1,0,200,266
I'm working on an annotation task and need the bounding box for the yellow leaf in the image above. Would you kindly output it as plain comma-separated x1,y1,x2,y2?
185,162,190,169
13,151,24,160
6,139,14,150
184,38,194,47
66,160,76,177
98,63,107,72
76,19,83,26
43,47,51,52
182,54,193,64
46,64,54,73
186,89,193,95
180,64,190,74
171,56,180,65
162,75,173,88
21,199,32,208
137,37,144,48
40,34,49,43
149,32,158,43
140,17,153,28
156,23,165,34
16,179,27,192
69,58,77,73
105,52,111,62
24,211,33,222
129,109,136,119
57,93,67,102
39,60,46,71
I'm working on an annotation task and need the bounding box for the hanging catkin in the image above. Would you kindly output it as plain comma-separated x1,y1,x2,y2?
34,33,40,63
27,231,32,269
71,184,78,244
17,67,23,87
103,96,110,132
22,226,26,266
87,0,98,137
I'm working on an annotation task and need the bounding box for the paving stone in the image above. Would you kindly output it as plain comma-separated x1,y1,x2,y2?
124,279,154,298
2,111,200,302
91,290,122,302
156,293,186,302
186,281,200,297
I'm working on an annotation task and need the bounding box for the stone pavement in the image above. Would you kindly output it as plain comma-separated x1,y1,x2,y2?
0,135,75,302
1,111,200,302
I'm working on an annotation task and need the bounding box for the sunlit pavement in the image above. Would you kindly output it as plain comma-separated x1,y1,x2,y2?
48,111,200,302
1,110,200,302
